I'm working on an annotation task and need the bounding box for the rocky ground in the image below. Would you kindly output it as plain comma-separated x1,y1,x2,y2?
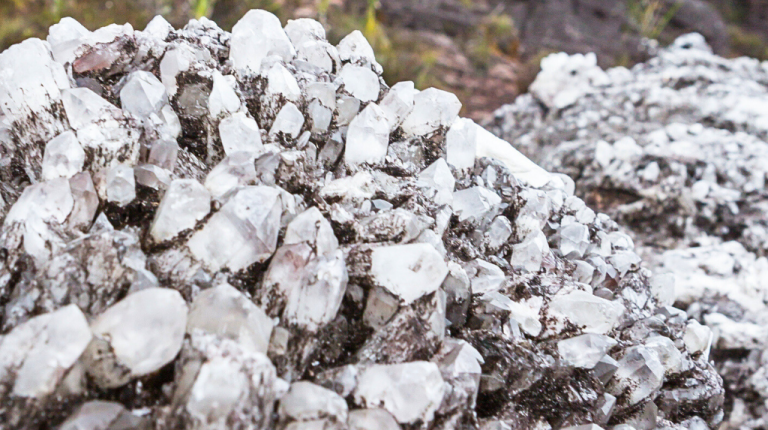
489,33,768,430
0,9,731,430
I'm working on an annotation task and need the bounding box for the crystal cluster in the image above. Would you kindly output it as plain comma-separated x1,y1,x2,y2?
0,13,723,430
489,33,768,429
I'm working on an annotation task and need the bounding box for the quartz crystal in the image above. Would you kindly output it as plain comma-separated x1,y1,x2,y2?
104,164,136,207
380,81,415,129
369,243,449,305
219,111,263,156
84,288,188,388
0,305,91,398
549,290,624,334
187,186,282,271
187,283,273,353
609,345,665,405
417,158,455,206
400,88,461,137
347,409,401,430
150,179,211,243
557,334,616,368
230,10,295,75
41,131,86,180
338,64,380,102
354,362,445,424
120,71,167,119
279,381,349,424
344,103,390,165
270,102,305,139
208,71,241,118
452,186,501,224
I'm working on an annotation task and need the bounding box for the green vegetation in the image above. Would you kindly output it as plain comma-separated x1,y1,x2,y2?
626,0,682,40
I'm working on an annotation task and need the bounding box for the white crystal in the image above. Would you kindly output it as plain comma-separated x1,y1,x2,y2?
338,64,380,102
445,118,478,170
266,63,301,104
557,334,616,368
269,102,304,139
644,335,683,375
417,158,455,206
559,222,590,258
284,207,339,256
150,179,211,243
380,81,415,130
105,164,136,207
0,305,91,398
452,186,501,223
68,172,99,229
549,290,624,334
58,401,128,430
684,320,713,356
134,164,172,190
159,47,196,96
41,131,85,180
148,137,179,170
47,17,91,65
230,10,296,75
336,95,361,126
120,71,167,119
345,103,390,165
466,259,506,294
370,243,449,304
610,345,664,405
187,186,283,271
86,288,188,387
143,15,174,39
354,362,445,424
187,283,272,354
338,30,380,71
219,112,264,156
208,71,241,118
0,38,70,119
400,88,461,137
280,381,349,423
285,18,326,47
204,153,258,199
348,409,401,430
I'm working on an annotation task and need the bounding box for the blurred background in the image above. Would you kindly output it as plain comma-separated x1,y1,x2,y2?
2,0,767,120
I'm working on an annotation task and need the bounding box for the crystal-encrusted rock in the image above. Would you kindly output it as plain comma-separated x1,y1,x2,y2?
150,179,211,243
369,243,449,305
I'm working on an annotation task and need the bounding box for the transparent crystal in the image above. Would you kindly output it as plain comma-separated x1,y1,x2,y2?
159,47,196,96
354,361,445,424
47,17,90,65
417,158,455,206
345,103,390,165
230,9,296,75
41,131,85,181
187,186,283,271
609,345,665,405
370,243,449,304
347,409,400,430
338,64,380,103
204,152,259,199
644,335,682,375
279,381,349,423
400,88,461,137
445,118,478,170
486,216,513,251
119,71,167,119
510,229,549,272
285,18,326,47
58,401,132,430
465,259,506,295
0,305,91,398
549,290,624,334
219,112,263,156
380,81,415,129
559,222,590,258
269,102,304,139
105,164,136,207
187,283,272,354
68,172,99,230
266,63,301,105
150,179,211,243
84,288,188,388
474,124,551,187
208,71,241,118
336,95,361,126
557,334,617,368
147,136,179,171
134,164,171,190
337,30,381,72
452,186,501,223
